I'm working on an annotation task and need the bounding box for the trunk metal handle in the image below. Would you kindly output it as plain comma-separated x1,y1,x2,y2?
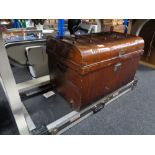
119,51,125,57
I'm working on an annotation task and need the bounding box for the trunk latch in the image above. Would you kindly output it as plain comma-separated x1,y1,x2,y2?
114,62,122,72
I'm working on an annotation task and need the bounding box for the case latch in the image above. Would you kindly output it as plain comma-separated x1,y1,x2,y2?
114,62,122,72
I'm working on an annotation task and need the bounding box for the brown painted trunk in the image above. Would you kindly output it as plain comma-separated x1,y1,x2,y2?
47,32,144,110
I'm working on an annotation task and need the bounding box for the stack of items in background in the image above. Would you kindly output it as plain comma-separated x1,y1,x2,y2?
44,19,58,29
102,19,125,33
82,19,96,25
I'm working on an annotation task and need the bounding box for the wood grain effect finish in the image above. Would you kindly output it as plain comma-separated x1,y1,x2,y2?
47,32,144,110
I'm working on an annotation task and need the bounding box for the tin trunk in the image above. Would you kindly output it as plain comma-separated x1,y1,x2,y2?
47,32,144,110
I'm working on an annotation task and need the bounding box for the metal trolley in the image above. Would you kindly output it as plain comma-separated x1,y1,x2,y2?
0,31,138,135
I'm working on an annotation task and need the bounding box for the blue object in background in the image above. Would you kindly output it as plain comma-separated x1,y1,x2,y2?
12,19,18,28
57,19,65,38
12,19,21,28
124,19,129,33
17,20,21,28
4,35,37,43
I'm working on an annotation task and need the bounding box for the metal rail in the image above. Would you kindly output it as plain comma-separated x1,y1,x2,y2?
0,31,30,134
46,80,137,135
